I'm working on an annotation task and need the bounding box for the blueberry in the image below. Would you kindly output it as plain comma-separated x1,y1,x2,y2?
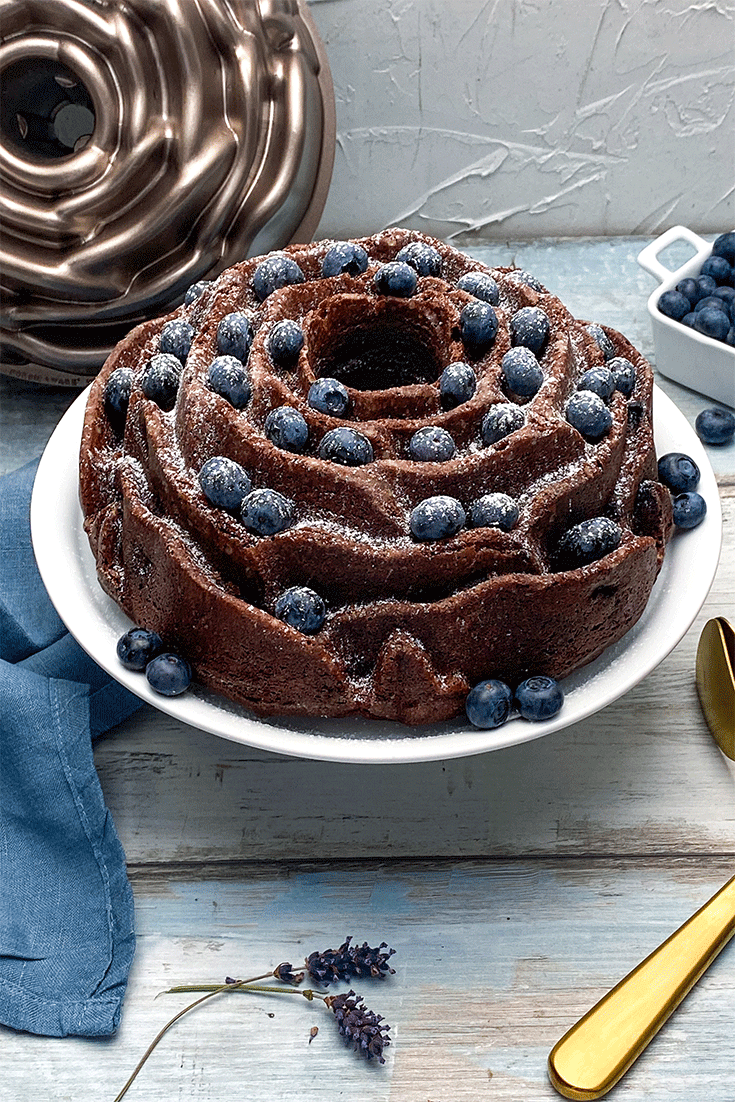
658,290,691,321
409,495,465,540
468,492,519,531
514,675,563,721
460,300,498,354
141,353,182,411
465,679,513,729
694,274,717,300
586,323,616,361
116,627,164,671
578,366,616,402
457,271,500,305
321,241,369,277
608,357,636,397
373,261,418,297
396,241,442,277
657,452,700,492
308,377,350,417
145,652,192,696
274,586,326,634
675,277,700,305
252,254,305,302
693,307,731,341
241,487,295,535
672,491,707,529
501,346,544,397
481,403,525,445
508,269,545,292
695,407,735,446
264,405,309,453
713,286,735,308
701,255,731,283
694,295,728,313
267,319,304,367
318,427,374,466
184,279,212,305
216,311,253,361
712,231,735,265
510,306,550,355
208,355,251,408
727,327,735,347
440,361,477,409
409,426,456,462
198,456,252,510
104,367,134,420
681,312,698,328
160,319,194,362
556,516,622,568
565,390,613,441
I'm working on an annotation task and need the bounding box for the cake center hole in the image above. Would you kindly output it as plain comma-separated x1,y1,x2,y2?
317,320,442,391
0,58,95,159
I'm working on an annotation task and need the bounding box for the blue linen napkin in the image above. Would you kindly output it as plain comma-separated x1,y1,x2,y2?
0,459,142,1037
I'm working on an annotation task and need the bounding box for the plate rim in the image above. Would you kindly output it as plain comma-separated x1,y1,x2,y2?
30,385,722,764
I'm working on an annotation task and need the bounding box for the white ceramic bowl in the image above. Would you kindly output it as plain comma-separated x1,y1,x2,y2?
638,225,734,408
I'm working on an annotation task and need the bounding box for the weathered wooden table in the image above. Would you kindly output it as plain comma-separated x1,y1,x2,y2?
2,238,733,1100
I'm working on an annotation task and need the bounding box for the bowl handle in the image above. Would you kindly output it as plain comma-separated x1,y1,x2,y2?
637,225,712,285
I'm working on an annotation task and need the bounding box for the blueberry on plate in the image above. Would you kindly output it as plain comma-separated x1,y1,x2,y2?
409,495,466,540
373,261,418,298
657,452,700,493
676,277,701,305
481,403,525,445
104,367,134,420
510,306,550,355
241,488,295,535
184,279,212,305
693,307,730,341
199,456,252,510
274,586,326,634
501,346,544,397
608,356,636,397
460,300,498,354
308,377,350,417
267,319,304,367
321,241,369,277
694,274,717,300
146,653,192,696
578,366,615,402
252,255,305,302
160,319,194,363
117,628,164,671
514,676,563,721
440,361,477,409
658,290,693,321
556,516,622,568
396,241,442,277
468,492,519,531
216,311,253,361
701,254,732,283
693,295,728,314
465,679,513,729
208,355,251,408
695,407,735,446
672,491,707,529
141,353,182,411
318,426,373,466
586,323,616,360
456,271,500,305
565,390,613,441
409,425,456,462
712,231,735,265
264,405,309,453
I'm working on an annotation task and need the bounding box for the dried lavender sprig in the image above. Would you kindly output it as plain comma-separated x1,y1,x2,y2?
305,936,396,986
324,990,391,1064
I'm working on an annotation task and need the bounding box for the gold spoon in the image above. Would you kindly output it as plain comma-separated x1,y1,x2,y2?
547,616,735,1100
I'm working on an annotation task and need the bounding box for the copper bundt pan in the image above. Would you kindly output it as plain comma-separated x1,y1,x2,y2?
0,0,335,385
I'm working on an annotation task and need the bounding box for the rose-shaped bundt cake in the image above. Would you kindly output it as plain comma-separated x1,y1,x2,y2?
79,229,672,725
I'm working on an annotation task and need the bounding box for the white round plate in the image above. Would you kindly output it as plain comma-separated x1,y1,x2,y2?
31,386,721,764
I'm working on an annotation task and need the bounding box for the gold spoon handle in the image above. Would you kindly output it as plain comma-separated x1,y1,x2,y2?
548,875,735,1100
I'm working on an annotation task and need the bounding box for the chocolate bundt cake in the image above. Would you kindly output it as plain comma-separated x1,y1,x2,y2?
79,229,673,725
